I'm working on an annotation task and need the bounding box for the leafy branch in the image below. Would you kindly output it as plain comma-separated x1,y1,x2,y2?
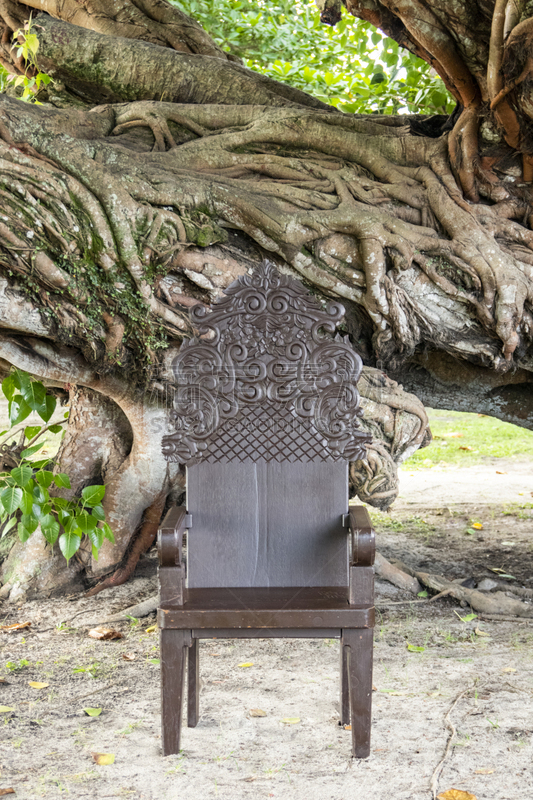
0,369,113,562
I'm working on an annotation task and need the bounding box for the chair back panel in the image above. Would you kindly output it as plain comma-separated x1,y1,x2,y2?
162,261,371,591
186,461,348,588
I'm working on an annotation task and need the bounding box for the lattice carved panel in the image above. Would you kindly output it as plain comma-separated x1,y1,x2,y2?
162,261,371,464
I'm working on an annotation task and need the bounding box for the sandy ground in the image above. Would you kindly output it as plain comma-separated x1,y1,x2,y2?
0,461,532,800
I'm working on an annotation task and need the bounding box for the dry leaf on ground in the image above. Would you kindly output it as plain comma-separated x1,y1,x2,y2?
281,717,300,724
88,627,123,641
91,752,115,765
344,724,352,730
28,682,49,690
437,790,477,800
496,471,507,475
474,769,494,774
0,622,31,632
502,667,516,673
122,653,136,661
0,707,15,713
0,789,15,796
249,708,266,717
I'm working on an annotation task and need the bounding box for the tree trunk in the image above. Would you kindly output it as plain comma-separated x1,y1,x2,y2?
0,0,532,599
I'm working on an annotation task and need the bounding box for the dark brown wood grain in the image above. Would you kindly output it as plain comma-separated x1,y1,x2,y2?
157,262,375,758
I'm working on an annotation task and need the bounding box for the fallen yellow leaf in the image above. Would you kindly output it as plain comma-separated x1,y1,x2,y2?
88,627,123,641
249,708,266,717
281,717,300,724
145,625,157,634
238,662,254,668
437,790,477,800
474,769,494,775
502,667,516,673
344,724,352,730
495,471,507,475
28,681,49,689
91,752,115,765
472,522,483,530
0,707,15,713
474,628,490,637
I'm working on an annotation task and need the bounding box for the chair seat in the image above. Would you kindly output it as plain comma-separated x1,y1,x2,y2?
158,586,374,630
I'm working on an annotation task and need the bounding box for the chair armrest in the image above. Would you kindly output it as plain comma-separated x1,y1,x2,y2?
157,506,191,567
347,506,375,567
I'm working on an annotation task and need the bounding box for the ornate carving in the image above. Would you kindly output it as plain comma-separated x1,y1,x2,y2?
162,261,371,464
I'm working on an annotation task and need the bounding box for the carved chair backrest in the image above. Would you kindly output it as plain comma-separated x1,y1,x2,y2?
162,262,370,589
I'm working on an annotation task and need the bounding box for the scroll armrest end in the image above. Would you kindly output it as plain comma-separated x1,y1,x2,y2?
347,506,375,566
157,505,191,567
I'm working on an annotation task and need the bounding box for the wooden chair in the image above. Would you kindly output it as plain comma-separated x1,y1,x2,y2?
158,261,375,758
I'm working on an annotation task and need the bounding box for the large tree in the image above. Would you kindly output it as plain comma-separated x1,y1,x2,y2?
0,0,532,601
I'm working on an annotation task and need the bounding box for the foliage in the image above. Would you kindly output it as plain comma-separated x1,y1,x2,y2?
0,370,113,561
406,409,533,468
171,0,454,114
1,15,52,102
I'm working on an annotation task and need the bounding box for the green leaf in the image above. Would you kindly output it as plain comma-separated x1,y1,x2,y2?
11,466,34,487
21,443,46,459
81,485,105,506
20,513,39,534
24,425,41,440
54,473,71,489
47,424,63,434
40,515,60,544
0,486,23,513
75,511,97,533
417,590,429,598
17,522,33,542
35,470,54,489
52,497,70,509
39,394,56,423
20,488,35,515
9,395,32,426
454,611,478,623
1,516,17,537
31,458,53,469
59,530,82,561
88,526,104,558
91,505,105,522
19,379,46,412
1,373,17,401
102,522,115,544
407,643,425,653
83,707,102,717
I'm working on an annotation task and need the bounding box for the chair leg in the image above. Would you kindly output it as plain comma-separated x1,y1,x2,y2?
343,628,373,758
340,639,350,726
188,637,200,728
160,629,187,756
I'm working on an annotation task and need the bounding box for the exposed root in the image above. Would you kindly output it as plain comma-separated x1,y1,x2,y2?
85,491,167,597
111,101,207,151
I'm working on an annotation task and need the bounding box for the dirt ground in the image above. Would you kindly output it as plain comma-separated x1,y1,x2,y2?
1,459,532,800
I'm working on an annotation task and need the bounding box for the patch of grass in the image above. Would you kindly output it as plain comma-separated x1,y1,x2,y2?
405,408,533,467
367,510,435,536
